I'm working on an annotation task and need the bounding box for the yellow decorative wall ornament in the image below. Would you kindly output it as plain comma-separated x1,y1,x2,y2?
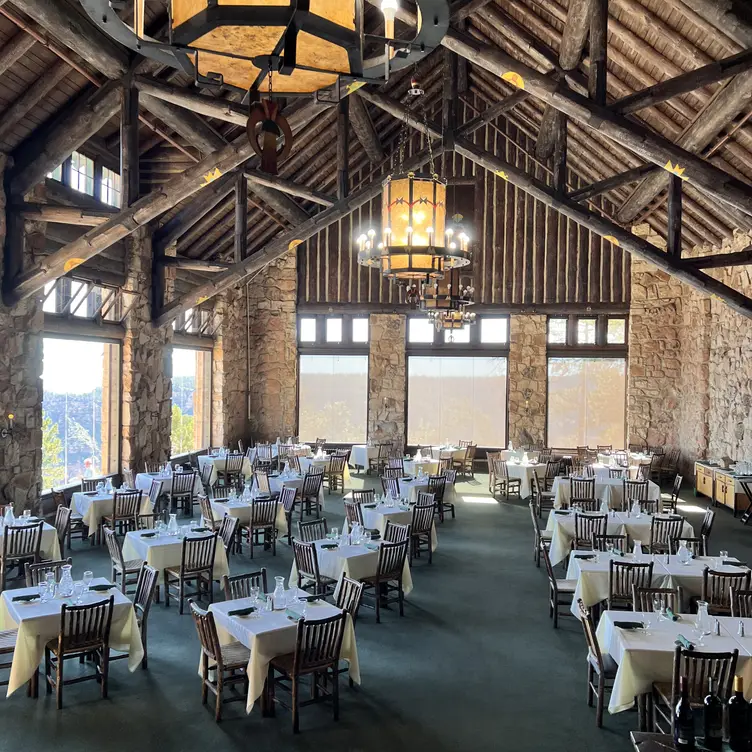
345,81,366,96
664,161,687,180
603,235,620,247
196,296,209,305
501,71,525,90
200,167,223,187
494,169,509,181
63,258,84,273
288,239,303,251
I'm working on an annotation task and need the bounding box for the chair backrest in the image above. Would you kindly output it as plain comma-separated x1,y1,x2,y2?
54,505,71,544
4,522,43,559
377,539,409,578
650,515,685,547
671,646,738,703
58,596,114,652
315,438,326,451
577,599,607,675
731,589,752,618
334,574,365,623
292,540,321,582
172,470,197,496
670,536,707,556
251,499,278,527
609,559,654,603
25,557,72,586
609,467,626,479
671,474,683,502
122,468,135,489
190,600,222,664
443,468,457,486
135,513,162,530
384,521,410,543
257,444,273,460
181,534,218,574
221,569,268,600
614,450,629,467
633,586,681,613
416,491,435,506
387,457,404,471
279,485,297,514
623,479,649,502
541,543,559,593
352,489,375,505
576,446,589,460
298,518,328,543
218,515,239,552
636,462,651,481
701,508,716,540
291,612,347,675
570,477,596,500
574,513,607,546
255,470,271,495
199,495,216,527
200,462,214,489
114,489,142,518
382,476,400,498
81,477,106,492
343,500,364,526
328,455,346,473
427,475,446,502
702,568,752,612
51,489,67,511
278,444,293,461
545,460,560,481
133,563,159,624
302,470,324,497
572,499,599,512
383,467,402,479
597,445,612,453
287,454,301,473
494,459,509,481
591,533,627,552
411,503,434,536
103,526,125,569
148,478,164,508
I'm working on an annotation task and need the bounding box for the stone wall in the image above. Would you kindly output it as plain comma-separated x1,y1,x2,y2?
0,154,43,510
508,314,547,447
212,285,249,447
367,313,406,448
247,251,298,441
121,228,173,472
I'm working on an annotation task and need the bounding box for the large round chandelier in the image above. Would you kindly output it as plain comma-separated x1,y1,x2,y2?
80,0,449,96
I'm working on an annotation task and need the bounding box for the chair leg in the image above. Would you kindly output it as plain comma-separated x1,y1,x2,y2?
586,665,594,706
100,648,109,699
215,672,223,722
56,653,63,709
164,573,170,608
201,654,208,705
375,585,381,624
596,675,605,727
45,648,52,695
179,577,185,615
292,674,300,733
332,666,340,721
398,581,404,616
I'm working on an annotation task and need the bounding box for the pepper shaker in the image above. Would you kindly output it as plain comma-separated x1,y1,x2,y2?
713,618,721,636
739,620,746,637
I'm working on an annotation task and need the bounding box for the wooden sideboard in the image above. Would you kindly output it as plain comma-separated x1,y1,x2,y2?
695,461,752,517
694,461,714,498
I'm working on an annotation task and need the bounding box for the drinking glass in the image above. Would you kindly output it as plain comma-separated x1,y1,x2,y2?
83,570,93,588
720,550,729,562
331,527,338,541
22,509,31,520
653,596,665,622
296,597,309,618
249,585,260,605
45,571,56,599
73,582,84,605
39,581,50,603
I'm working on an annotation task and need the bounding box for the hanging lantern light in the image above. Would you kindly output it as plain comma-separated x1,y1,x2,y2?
422,269,476,331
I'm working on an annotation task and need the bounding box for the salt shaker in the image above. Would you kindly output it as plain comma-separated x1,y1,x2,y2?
713,618,721,636
665,552,670,564
738,620,746,637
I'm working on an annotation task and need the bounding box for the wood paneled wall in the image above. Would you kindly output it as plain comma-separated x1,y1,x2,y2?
297,95,630,308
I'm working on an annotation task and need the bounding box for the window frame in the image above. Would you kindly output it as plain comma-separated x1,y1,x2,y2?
547,314,628,356
406,314,511,354
297,314,369,355
170,344,213,456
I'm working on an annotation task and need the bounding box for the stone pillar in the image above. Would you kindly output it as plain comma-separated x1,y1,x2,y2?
121,227,173,472
0,154,43,510
212,285,249,447
367,313,406,448
507,314,547,447
247,252,297,441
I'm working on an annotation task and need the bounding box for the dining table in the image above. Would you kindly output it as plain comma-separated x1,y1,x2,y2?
552,475,661,511
250,470,324,506
135,470,203,496
341,500,438,551
397,475,457,508
0,577,143,696
206,591,359,714
545,510,695,567
210,497,289,537
297,456,351,485
348,444,380,471
504,461,546,499
0,519,61,561
122,528,230,585
429,446,466,462
198,454,253,486
403,458,440,476
71,490,153,538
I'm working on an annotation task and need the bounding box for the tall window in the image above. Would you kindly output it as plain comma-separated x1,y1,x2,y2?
171,348,212,455
41,338,120,488
100,167,121,207
298,355,368,443
546,315,627,448
70,152,94,195
407,356,508,447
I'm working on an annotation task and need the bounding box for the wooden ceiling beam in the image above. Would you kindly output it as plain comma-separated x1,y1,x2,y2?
678,0,752,49
0,31,36,76
16,202,116,225
348,93,384,164
559,0,596,70
685,247,752,269
161,256,232,272
246,170,335,207
568,164,657,202
455,90,529,136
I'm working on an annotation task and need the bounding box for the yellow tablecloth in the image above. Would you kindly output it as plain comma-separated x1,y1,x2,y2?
297,457,351,486
0,578,143,695
552,477,661,510
211,499,289,536
72,491,152,537
0,521,61,561
198,455,253,486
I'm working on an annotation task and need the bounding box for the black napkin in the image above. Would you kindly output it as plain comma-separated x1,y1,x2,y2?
190,527,211,533
321,543,338,550
12,593,40,602
574,553,596,560
228,606,256,617
724,560,748,567
89,584,116,592
140,531,157,538
675,634,695,650
614,621,644,630
554,510,569,515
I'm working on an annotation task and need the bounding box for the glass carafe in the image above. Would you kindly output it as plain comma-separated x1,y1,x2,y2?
167,513,179,537
677,541,692,565
58,564,74,598
632,539,643,561
3,505,14,528
272,576,286,611
696,600,713,644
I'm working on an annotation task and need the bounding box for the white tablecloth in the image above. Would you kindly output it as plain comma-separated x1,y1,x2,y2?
211,499,289,537
250,472,324,508
429,446,465,461
0,577,143,695
0,520,61,561
397,477,457,508
342,502,438,551
349,445,379,469
289,539,413,595
122,530,229,586
596,610,752,714
135,471,203,496
552,476,660,510
298,457,351,485
545,510,695,567
207,593,359,713
505,462,546,499
72,491,153,537
198,455,253,486
403,458,440,476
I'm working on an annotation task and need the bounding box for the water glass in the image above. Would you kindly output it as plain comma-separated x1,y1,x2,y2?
720,550,729,562
73,582,84,605
22,509,31,520
265,595,273,612
331,527,339,540
39,581,50,603
83,570,93,588
45,572,57,599
249,586,260,605
296,597,309,618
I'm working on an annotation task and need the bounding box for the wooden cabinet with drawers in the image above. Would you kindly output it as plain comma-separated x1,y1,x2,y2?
694,462,714,499
714,471,738,513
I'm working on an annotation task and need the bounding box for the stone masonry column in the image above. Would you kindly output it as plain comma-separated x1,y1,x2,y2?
367,313,406,449
507,314,547,447
0,153,44,510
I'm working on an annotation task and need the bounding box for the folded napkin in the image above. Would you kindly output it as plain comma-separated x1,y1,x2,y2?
724,560,748,567
574,553,596,561
611,550,625,557
365,542,379,551
228,606,256,617
363,504,377,509
614,621,644,630
403,476,413,481
140,531,157,538
553,510,569,515
88,584,116,592
190,527,211,533
666,608,679,622
321,543,338,550
84,491,98,496
12,593,40,602
675,634,695,650
285,608,304,621
299,594,323,603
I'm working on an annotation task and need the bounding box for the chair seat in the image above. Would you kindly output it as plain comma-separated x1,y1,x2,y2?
164,565,211,579
588,651,617,678
0,629,17,653
556,579,577,592
361,571,401,585
540,490,556,500
115,559,143,573
219,641,251,669
541,530,553,541
70,513,84,522
270,651,329,677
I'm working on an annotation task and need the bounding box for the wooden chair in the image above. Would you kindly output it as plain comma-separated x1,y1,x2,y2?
168,470,198,515
218,515,239,557
731,589,752,618
652,646,738,734
122,468,135,489
134,512,165,530
701,567,751,615
217,454,245,492
147,478,164,515
343,500,364,528
267,611,348,733
576,446,589,460
298,518,328,543
164,534,218,614
636,462,652,481
199,495,221,531
1,522,43,592
81,477,106,493
44,595,114,709
608,560,653,609
101,489,141,541
239,500,278,559
221,570,268,600
324,455,347,495
569,477,596,506
577,599,616,727
529,501,552,568
384,521,410,544
25,557,72,586
659,448,680,485
541,544,576,628
427,474,448,522
381,476,400,499
407,502,432,564
360,540,409,623
334,573,364,624
632,586,681,613
387,457,404,473
368,443,389,475
531,473,555,518
608,467,626,479
53,505,72,556
291,540,336,596
596,445,612,453
287,454,301,474
191,600,250,722
573,513,607,550
103,526,142,594
487,451,501,491
661,474,683,513
700,508,716,542
199,462,214,496
437,471,456,520
53,489,87,549
454,443,476,478
254,470,273,497
623,479,649,506
492,460,521,500
649,515,685,554
543,460,560,491
111,563,158,670
352,489,375,505
669,535,707,556
279,486,297,545
0,624,16,691
383,467,403,480
590,534,627,553
299,469,324,519
614,450,629,468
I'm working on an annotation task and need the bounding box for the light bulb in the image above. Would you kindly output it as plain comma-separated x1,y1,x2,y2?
449,241,457,249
